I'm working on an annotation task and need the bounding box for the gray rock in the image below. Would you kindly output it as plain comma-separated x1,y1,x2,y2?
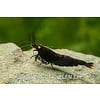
0,43,100,84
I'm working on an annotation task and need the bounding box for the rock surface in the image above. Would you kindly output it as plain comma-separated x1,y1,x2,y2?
0,43,100,84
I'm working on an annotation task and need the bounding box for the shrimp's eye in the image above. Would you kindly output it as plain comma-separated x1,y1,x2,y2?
38,46,41,49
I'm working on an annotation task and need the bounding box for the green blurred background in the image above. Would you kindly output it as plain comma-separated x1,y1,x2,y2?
0,17,100,56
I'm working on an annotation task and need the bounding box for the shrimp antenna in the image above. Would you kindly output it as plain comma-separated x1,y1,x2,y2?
30,31,36,47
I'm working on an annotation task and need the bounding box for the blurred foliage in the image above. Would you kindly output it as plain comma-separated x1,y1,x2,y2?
0,17,100,56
